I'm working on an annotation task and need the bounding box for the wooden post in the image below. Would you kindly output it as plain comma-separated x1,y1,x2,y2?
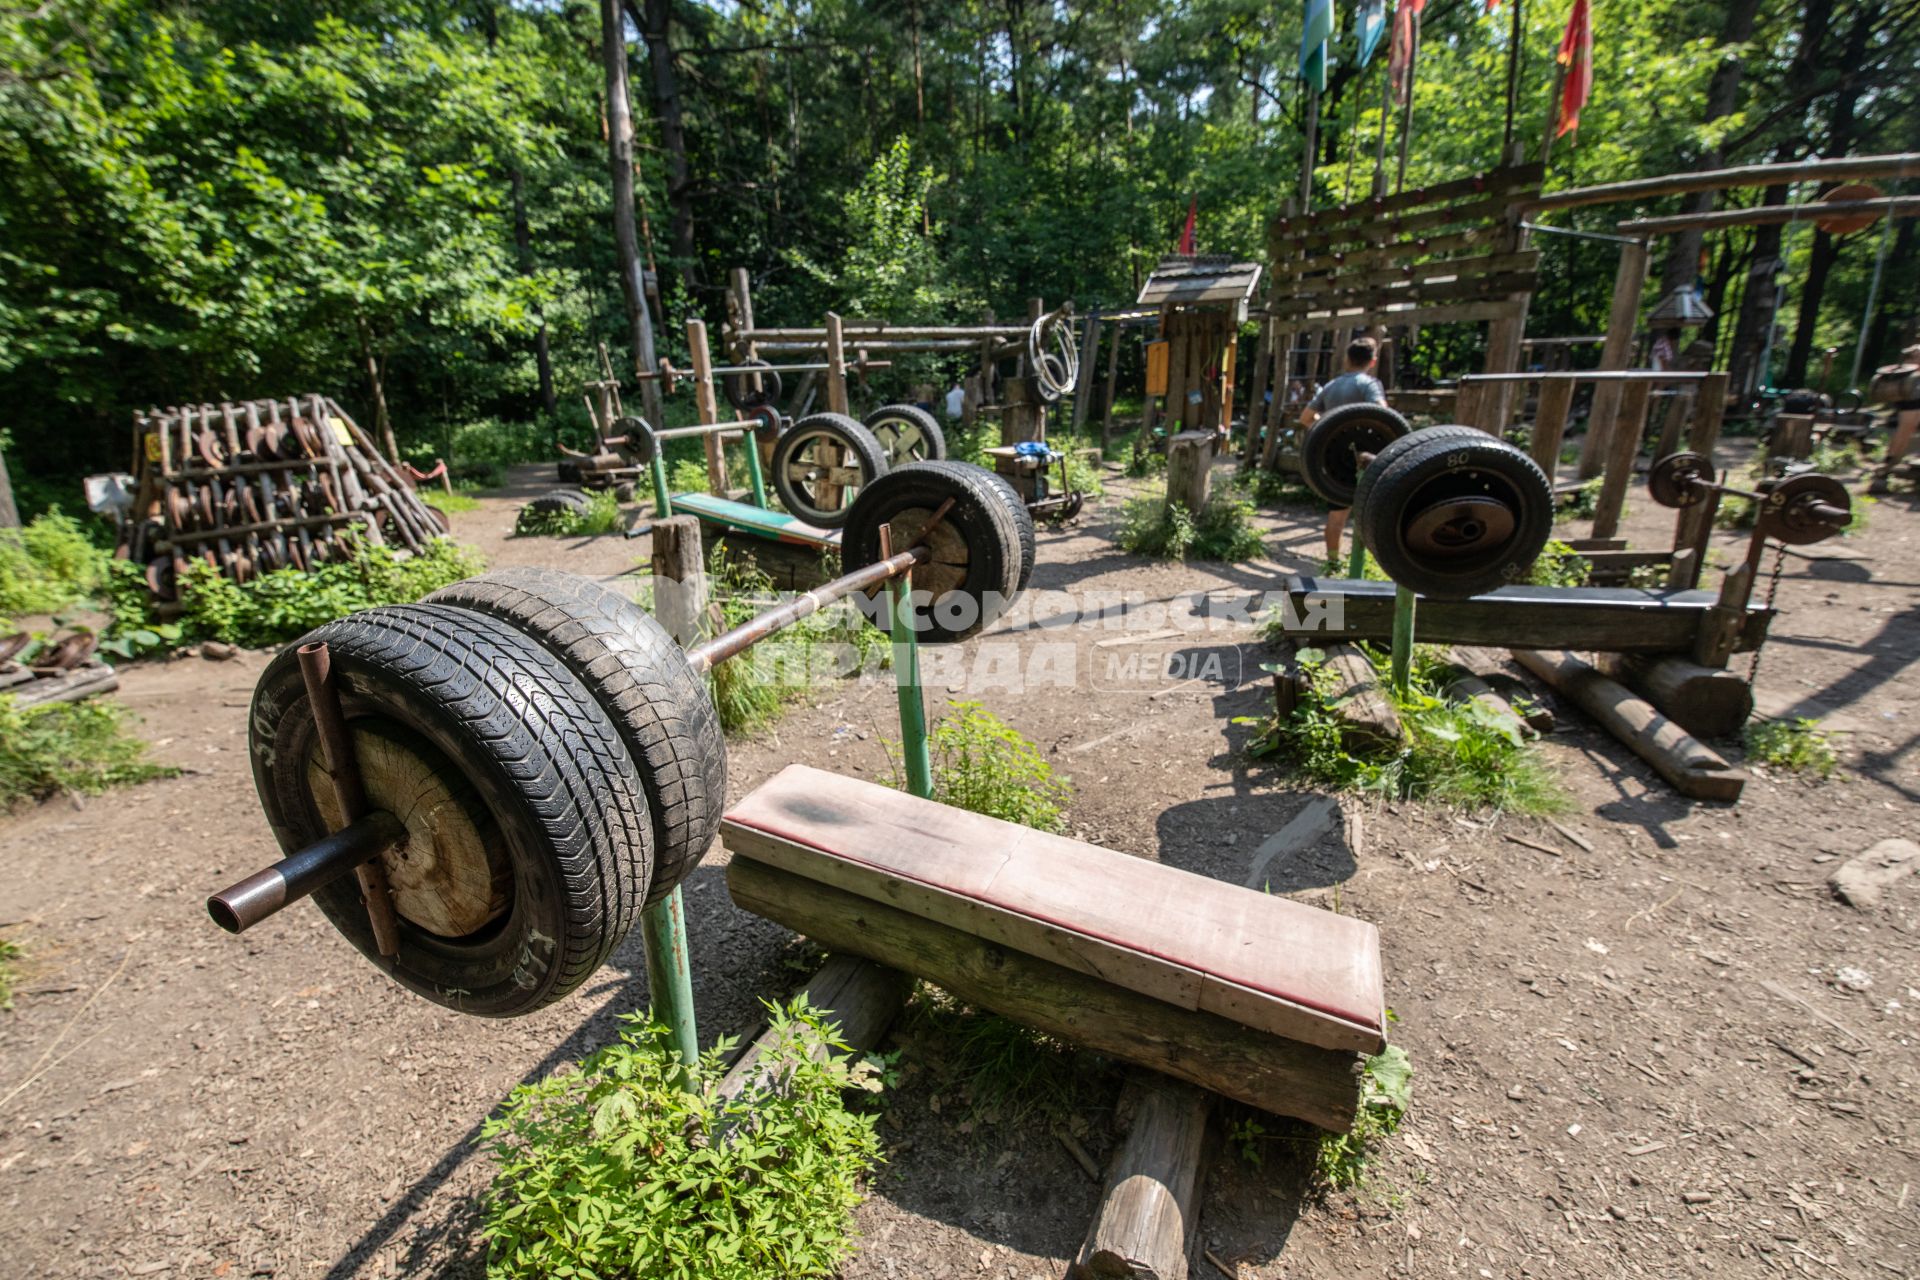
716,955,911,1102
1100,319,1123,453
1023,297,1044,376
725,267,755,361
1579,239,1651,478
650,515,709,647
1671,372,1728,566
1594,653,1755,739
1530,375,1575,482
0,443,19,528
824,311,850,415
1072,1074,1212,1280
1072,313,1103,436
686,319,728,496
1242,318,1275,464
1691,561,1753,669
1869,406,1918,494
599,0,664,426
1165,430,1214,515
1590,379,1652,540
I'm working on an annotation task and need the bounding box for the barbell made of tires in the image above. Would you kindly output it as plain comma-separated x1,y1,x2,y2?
1754,472,1852,545
210,468,1025,1013
1349,423,1489,527
1299,403,1410,507
770,413,891,528
863,403,949,466
1647,451,1715,509
1357,432,1554,599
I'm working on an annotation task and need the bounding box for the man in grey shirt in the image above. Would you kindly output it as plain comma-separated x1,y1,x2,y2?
1299,336,1388,563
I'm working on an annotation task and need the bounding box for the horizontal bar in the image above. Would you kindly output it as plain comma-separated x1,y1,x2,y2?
654,419,761,440
159,511,373,547
1618,197,1920,236
1519,221,1645,245
206,811,405,934
684,546,926,676
1457,371,1715,384
1520,152,1920,214
742,325,1030,341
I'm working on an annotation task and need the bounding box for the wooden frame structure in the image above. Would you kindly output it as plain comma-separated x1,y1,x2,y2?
1132,256,1262,446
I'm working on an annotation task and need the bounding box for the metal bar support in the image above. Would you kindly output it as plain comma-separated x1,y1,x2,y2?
640,888,700,1075
1390,586,1417,697
296,642,402,957
880,525,934,800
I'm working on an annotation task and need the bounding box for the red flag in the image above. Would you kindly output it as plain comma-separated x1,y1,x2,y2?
1554,0,1593,139
1178,197,1197,254
1389,0,1426,107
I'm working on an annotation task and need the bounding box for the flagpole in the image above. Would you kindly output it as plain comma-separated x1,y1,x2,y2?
1502,0,1524,157
1372,46,1393,196
1395,9,1421,193
1540,56,1566,166
1301,86,1320,211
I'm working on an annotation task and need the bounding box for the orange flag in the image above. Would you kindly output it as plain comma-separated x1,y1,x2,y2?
1555,0,1593,139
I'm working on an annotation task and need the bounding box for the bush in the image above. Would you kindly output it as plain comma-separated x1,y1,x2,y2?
513,489,622,537
1241,646,1565,814
1744,717,1839,779
0,695,177,810
175,536,484,647
900,701,1071,832
0,510,109,618
1526,539,1591,587
1118,494,1265,561
481,1003,886,1280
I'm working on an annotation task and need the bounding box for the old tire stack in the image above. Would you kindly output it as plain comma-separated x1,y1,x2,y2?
235,462,1026,1016
1353,425,1554,599
770,413,892,527
1299,403,1410,508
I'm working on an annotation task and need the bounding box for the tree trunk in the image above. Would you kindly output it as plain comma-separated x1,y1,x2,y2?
1654,0,1763,303
355,314,398,463
510,172,557,416
0,444,20,528
635,0,698,301
1863,217,1915,366
1727,187,1789,400
601,0,664,424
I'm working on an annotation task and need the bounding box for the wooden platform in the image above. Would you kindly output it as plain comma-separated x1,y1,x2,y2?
1279,575,1774,655
721,766,1386,1128
667,491,840,551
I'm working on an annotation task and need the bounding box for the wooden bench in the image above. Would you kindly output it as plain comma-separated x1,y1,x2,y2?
667,491,840,551
721,764,1386,1131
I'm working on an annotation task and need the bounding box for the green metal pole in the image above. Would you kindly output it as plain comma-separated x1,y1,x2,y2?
640,887,700,1074
1390,584,1417,697
1345,521,1367,579
743,432,769,509
888,573,934,800
650,454,674,520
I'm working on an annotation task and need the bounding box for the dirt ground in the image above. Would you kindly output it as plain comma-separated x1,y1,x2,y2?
2,448,1916,1280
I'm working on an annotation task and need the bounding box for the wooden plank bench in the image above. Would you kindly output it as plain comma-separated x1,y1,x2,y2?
1279,574,1774,655
721,765,1386,1131
667,491,840,551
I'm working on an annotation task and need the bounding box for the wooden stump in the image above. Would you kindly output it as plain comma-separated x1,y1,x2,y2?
1165,431,1215,516
651,515,708,647
1072,1073,1213,1280
1596,653,1754,739
1316,643,1403,752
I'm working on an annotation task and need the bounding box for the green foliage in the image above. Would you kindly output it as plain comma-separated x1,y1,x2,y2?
1316,1046,1413,1191
900,985,1113,1133
0,937,18,1010
1744,717,1839,780
175,537,483,648
513,489,621,537
1123,448,1168,478
0,694,176,810
0,510,108,617
898,701,1072,832
1117,495,1265,562
1237,465,1318,507
1560,478,1605,520
1242,648,1566,814
420,489,481,514
1526,540,1592,588
481,1003,886,1280
703,552,886,735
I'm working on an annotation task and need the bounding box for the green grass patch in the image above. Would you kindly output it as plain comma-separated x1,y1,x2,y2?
895,700,1071,832
171,535,484,648
0,510,109,618
1236,465,1321,507
1241,645,1566,814
1744,717,1839,779
1117,494,1265,561
701,551,887,735
0,938,19,1010
0,695,177,810
1226,1045,1412,1192
481,1002,886,1280
513,488,623,537
898,984,1114,1134
419,489,482,514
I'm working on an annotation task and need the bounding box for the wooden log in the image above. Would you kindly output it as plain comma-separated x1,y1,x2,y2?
1164,431,1214,515
12,664,119,708
1511,649,1746,802
725,857,1365,1130
1100,318,1124,451
1072,314,1103,436
1520,152,1920,214
1241,318,1274,463
1072,1073,1212,1280
1317,642,1403,751
823,311,850,416
1591,378,1652,540
1578,239,1651,480
1440,664,1534,739
1617,196,1920,236
1529,375,1575,482
686,318,729,497
1595,653,1754,739
1767,413,1814,463
716,954,912,1102
650,515,708,647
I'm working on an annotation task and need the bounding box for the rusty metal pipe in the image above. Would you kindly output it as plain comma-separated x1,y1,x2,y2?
683,545,927,676
206,811,404,934
297,642,402,957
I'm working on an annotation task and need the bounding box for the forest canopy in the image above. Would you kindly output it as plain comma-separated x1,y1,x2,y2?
2,0,1914,499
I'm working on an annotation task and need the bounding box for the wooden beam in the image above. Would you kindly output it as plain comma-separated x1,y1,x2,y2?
1617,196,1920,236
1072,314,1103,435
1165,431,1214,515
1072,1074,1213,1280
823,312,850,416
725,857,1366,1130
1511,650,1747,802
1578,239,1651,480
1522,152,1920,214
686,318,728,496
1280,576,1773,654
1590,379,1652,540
1529,375,1575,482
1595,653,1754,739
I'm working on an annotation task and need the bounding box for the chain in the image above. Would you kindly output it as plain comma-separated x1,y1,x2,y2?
1745,540,1789,687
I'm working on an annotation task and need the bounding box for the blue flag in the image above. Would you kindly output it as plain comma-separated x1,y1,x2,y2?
1356,0,1386,69
1301,0,1335,93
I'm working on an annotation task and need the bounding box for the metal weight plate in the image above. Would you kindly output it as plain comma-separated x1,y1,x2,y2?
1648,451,1714,509
614,415,658,465
1299,403,1412,507
1755,472,1851,545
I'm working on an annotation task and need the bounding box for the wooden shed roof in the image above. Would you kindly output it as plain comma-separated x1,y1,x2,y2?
1136,256,1264,317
